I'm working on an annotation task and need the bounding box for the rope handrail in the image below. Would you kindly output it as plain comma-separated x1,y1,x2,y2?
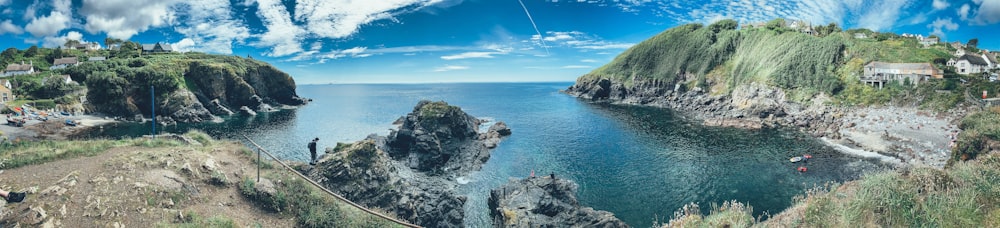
242,135,421,228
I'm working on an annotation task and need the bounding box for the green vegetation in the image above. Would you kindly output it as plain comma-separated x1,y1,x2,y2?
661,153,1000,227
418,101,461,118
583,19,969,107
239,172,405,227
161,210,236,228
954,107,1000,163
0,139,120,169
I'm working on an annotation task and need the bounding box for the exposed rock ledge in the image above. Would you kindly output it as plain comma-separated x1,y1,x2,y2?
489,176,628,228
299,100,510,228
566,77,969,168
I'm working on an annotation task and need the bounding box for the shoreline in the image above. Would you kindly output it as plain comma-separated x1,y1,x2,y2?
1,114,118,141
563,81,964,169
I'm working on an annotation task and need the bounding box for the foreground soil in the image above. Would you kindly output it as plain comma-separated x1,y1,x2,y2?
0,140,294,227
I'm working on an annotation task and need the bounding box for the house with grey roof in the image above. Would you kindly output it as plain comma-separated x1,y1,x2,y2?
862,61,941,89
50,57,80,70
948,54,991,75
2,61,34,77
88,56,106,62
141,42,173,54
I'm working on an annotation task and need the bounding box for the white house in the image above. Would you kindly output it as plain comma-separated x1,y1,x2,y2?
948,54,991,75
2,61,34,77
50,57,80,70
920,37,939,47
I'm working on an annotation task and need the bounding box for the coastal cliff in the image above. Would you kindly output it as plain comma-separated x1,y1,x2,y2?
564,19,973,168
301,101,510,227
489,177,628,227
63,53,307,123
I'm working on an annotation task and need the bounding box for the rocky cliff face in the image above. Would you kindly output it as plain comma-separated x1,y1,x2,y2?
566,77,843,138
183,60,307,121
489,177,628,228
386,100,504,174
302,101,511,227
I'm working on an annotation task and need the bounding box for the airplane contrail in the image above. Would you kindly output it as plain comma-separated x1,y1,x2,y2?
517,0,549,55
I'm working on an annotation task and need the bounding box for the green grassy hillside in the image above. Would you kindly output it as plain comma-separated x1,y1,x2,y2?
660,152,1000,227
581,19,958,105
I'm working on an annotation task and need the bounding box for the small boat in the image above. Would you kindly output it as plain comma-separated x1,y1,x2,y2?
60,111,70,116
789,154,813,163
65,119,78,126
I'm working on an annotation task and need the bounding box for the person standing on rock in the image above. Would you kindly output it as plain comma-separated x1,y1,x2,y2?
308,137,319,165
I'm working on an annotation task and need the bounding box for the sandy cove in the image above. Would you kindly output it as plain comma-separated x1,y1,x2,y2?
1,114,116,141
822,106,966,169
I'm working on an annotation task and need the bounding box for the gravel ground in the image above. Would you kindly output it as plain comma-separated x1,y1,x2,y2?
1,114,116,141
826,107,961,169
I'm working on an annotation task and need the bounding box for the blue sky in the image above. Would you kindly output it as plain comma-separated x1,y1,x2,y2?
0,0,998,84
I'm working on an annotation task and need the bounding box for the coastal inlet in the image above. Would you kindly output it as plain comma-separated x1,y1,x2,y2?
79,83,887,227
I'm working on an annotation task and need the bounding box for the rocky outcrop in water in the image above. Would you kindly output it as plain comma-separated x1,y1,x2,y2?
489,176,628,228
566,78,843,138
301,100,511,227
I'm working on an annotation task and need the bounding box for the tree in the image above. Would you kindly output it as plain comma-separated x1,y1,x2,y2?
0,48,18,66
64,39,80,49
968,38,979,48
45,47,64,63
765,18,787,32
928,34,940,39
113,41,140,58
24,45,39,57
708,19,738,33
824,22,841,35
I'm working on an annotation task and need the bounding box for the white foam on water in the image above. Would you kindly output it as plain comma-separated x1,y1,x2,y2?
820,137,903,166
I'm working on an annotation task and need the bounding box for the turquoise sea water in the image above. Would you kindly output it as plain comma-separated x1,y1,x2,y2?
83,82,883,227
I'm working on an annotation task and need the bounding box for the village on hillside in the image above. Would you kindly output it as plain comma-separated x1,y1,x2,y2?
1,40,178,128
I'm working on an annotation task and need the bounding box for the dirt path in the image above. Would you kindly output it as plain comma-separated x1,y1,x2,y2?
0,141,294,227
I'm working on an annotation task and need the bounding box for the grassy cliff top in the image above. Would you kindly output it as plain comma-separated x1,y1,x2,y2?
581,19,960,105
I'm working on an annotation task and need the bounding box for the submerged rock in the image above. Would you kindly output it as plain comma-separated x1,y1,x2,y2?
489,177,628,228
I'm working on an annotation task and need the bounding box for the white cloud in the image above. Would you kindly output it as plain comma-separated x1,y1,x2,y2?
254,0,305,57
25,11,71,37
0,0,9,6
171,38,196,52
562,65,592,69
971,0,1000,25
855,0,911,31
441,51,501,60
170,0,251,54
959,4,971,20
933,0,950,10
293,0,443,39
569,0,924,32
538,31,634,50
289,46,373,62
434,65,469,72
927,17,959,38
0,20,23,35
41,31,85,48
79,0,177,40
580,59,599,63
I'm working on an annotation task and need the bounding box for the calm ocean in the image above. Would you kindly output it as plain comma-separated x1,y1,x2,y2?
84,82,883,227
